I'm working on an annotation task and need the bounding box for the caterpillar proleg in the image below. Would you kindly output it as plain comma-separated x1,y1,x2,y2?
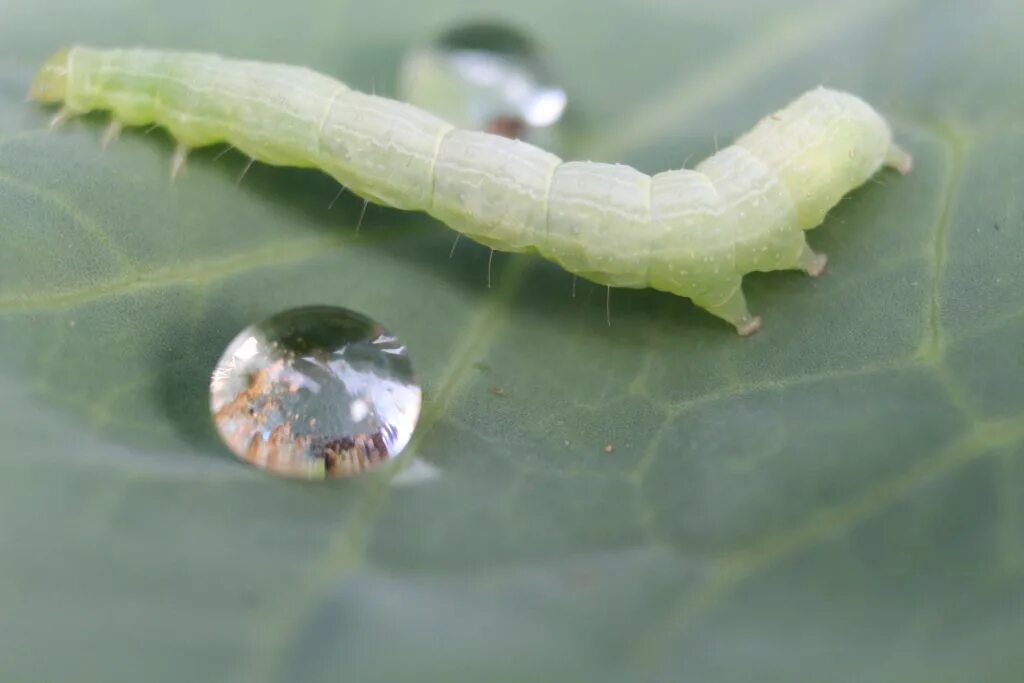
30,46,912,334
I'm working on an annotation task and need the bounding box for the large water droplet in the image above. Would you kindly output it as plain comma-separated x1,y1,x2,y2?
399,22,567,148
210,306,422,479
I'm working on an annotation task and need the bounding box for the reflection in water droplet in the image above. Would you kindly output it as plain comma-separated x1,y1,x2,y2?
398,22,567,148
210,306,422,479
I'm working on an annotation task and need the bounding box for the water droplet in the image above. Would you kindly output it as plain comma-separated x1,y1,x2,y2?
399,22,567,148
210,306,422,479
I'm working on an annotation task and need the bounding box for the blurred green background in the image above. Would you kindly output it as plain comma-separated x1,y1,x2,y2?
1,0,1023,681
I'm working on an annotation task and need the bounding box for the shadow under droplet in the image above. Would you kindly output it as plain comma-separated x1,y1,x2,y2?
153,299,260,456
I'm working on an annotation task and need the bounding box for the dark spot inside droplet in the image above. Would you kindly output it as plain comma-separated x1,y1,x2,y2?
370,430,390,459
315,429,392,476
486,115,526,139
436,22,537,57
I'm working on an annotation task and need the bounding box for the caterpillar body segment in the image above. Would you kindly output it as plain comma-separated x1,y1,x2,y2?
30,46,912,334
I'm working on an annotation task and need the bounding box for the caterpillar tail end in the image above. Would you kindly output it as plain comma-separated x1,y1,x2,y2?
885,143,913,176
28,47,72,103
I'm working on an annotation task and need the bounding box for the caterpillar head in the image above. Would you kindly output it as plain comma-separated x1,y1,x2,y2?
29,47,71,103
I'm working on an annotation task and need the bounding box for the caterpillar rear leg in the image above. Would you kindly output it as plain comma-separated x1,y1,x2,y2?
799,243,828,277
694,285,761,336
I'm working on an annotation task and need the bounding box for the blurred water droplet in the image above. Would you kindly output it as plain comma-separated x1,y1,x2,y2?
399,22,567,148
210,306,421,479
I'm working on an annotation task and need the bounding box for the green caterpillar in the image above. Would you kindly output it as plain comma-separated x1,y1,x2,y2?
30,46,912,334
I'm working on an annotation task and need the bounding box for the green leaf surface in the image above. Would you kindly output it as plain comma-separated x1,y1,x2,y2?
2,1,1023,681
